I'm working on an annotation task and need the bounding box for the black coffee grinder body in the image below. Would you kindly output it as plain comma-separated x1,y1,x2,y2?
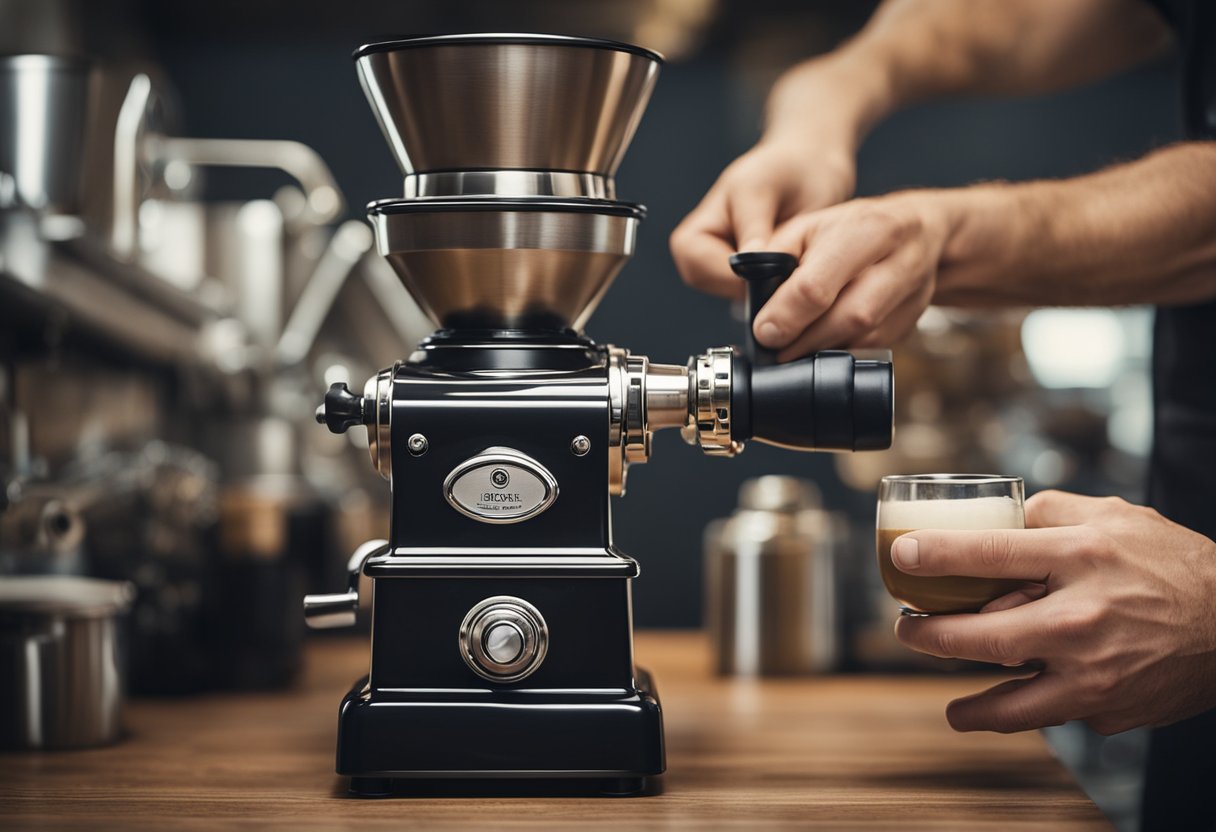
333,335,662,794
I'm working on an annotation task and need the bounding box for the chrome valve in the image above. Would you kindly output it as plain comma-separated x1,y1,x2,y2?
682,346,742,457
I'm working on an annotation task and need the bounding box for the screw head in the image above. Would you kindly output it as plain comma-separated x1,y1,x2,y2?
570,435,591,456
407,433,429,456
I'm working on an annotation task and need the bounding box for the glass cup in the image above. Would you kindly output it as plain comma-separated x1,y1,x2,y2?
877,474,1025,615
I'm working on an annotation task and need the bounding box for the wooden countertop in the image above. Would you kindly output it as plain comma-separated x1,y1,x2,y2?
0,631,1108,830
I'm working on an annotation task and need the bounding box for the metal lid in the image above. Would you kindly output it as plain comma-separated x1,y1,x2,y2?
353,33,665,63
0,576,135,618
737,476,822,513
366,197,646,219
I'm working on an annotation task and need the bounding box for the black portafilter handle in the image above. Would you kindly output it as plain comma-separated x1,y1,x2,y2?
730,251,798,368
727,251,893,452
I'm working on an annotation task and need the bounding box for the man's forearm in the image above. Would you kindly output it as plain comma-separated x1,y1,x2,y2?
764,0,1170,153
934,142,1216,307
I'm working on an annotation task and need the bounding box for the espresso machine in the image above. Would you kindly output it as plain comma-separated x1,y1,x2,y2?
305,34,893,796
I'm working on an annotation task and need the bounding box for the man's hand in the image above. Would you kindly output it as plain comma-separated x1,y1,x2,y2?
754,191,951,360
892,491,1216,735
670,139,856,300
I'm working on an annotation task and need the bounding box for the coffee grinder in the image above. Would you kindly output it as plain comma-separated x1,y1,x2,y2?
305,34,894,796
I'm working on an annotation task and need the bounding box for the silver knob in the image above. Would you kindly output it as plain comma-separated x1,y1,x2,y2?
459,596,548,683
483,621,525,665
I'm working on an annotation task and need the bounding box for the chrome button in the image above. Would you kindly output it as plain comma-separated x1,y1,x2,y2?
483,621,524,665
459,596,549,683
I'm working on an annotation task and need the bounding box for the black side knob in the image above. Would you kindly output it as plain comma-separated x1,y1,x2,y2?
316,382,366,434
731,350,893,452
729,251,799,368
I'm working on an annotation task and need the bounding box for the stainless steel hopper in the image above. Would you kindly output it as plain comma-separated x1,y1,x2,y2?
355,34,662,200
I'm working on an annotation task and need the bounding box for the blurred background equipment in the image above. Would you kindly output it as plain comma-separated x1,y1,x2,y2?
705,475,843,675
0,575,133,750
0,1,429,694
0,0,1171,825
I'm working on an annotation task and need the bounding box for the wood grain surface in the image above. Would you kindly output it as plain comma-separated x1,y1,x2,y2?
0,631,1109,830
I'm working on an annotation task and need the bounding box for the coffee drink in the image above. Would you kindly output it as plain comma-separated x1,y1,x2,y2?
877,477,1025,614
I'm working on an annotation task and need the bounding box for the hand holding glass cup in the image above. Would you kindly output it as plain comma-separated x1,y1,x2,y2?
877,474,1026,615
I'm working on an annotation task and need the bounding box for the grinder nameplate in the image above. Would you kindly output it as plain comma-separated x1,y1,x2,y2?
443,447,559,524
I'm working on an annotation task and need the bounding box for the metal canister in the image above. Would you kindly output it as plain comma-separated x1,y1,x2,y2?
0,576,133,749
704,476,841,675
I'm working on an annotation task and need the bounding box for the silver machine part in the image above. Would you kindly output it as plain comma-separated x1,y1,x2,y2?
370,203,639,332
303,539,390,629
443,447,559,525
683,347,741,456
403,170,614,200
606,346,749,494
704,478,840,676
0,577,134,750
0,55,92,215
356,37,660,191
459,595,549,683
364,367,394,479
111,72,345,261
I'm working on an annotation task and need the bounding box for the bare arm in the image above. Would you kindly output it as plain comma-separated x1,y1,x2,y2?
673,0,1172,297
937,141,1216,308
769,0,1171,150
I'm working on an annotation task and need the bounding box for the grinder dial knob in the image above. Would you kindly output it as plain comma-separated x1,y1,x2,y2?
316,382,366,434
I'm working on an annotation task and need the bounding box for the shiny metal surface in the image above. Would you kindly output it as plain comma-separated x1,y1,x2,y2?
684,347,742,456
364,367,394,479
607,350,692,495
112,73,345,260
606,347,631,495
458,595,549,683
645,362,692,431
370,201,639,331
739,476,821,514
0,577,134,749
442,446,559,525
274,221,373,366
705,479,839,676
356,35,661,188
0,55,92,215
483,621,525,665
304,539,389,629
404,170,614,200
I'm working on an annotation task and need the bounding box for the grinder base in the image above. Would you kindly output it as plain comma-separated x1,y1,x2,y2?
335,667,664,797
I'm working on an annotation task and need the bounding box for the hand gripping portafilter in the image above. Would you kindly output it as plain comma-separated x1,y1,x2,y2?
309,34,893,796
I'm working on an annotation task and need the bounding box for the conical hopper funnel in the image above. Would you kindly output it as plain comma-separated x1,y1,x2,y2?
368,198,644,332
355,34,662,198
